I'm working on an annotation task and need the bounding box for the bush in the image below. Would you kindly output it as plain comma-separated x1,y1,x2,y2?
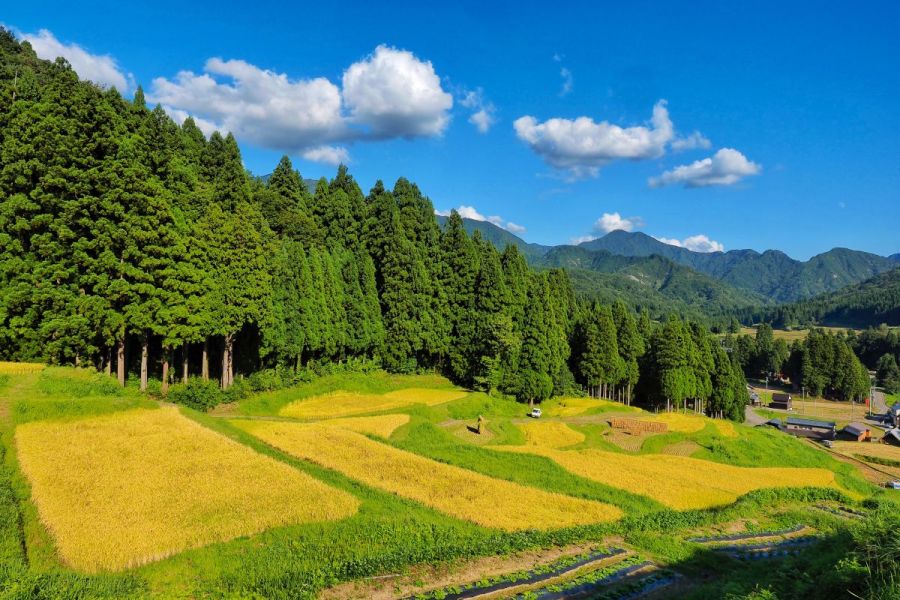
168,379,225,412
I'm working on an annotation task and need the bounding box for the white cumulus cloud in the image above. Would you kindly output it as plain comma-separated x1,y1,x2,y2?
594,212,643,233
151,58,345,151
656,234,724,253
21,29,132,92
149,45,454,163
649,148,761,188
342,45,453,138
513,100,675,178
435,205,525,234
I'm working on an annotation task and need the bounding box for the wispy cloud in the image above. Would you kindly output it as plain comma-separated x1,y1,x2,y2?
459,87,496,133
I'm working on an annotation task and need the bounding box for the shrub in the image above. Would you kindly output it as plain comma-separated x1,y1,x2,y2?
168,379,225,411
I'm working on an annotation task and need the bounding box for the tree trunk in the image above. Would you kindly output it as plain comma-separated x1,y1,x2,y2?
222,333,234,389
105,348,112,376
140,336,149,392
161,348,170,396
627,383,632,406
117,336,126,387
227,335,234,388
202,338,209,381
221,337,228,390
182,342,189,383
74,352,80,367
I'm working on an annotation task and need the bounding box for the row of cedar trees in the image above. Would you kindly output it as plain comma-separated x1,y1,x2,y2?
0,31,751,418
726,324,871,401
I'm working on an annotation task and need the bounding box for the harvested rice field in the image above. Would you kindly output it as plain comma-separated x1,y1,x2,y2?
517,421,585,448
15,407,359,572
234,420,622,530
279,388,469,418
493,445,839,510
833,441,900,462
643,412,737,437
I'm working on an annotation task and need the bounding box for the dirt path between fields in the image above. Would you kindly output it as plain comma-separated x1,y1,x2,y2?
319,540,626,600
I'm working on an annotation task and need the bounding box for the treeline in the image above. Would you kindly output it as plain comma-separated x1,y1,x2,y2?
0,30,750,418
848,325,900,393
735,267,900,329
725,325,870,401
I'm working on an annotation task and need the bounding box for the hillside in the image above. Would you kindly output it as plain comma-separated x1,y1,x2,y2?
746,267,900,328
534,246,769,319
580,231,897,302
436,215,550,260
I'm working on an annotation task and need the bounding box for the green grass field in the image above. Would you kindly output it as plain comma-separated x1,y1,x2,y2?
0,366,896,599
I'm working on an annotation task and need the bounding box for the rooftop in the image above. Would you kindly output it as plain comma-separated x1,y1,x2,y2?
786,417,836,429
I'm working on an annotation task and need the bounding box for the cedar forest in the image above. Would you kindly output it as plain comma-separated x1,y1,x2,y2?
0,30,872,417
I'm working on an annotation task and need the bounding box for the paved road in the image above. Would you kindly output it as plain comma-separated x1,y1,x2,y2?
744,405,768,426
871,388,889,415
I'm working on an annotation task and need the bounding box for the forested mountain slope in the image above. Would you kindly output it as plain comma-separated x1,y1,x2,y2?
534,246,769,315
741,267,900,328
580,231,896,302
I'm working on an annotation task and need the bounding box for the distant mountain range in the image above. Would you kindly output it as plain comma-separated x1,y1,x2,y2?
438,217,900,315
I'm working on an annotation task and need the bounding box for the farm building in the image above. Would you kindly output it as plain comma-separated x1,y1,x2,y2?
784,417,836,440
889,402,900,428
769,393,792,411
840,423,871,442
884,428,900,446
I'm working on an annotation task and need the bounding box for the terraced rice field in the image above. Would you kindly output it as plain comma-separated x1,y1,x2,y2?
518,421,585,448
643,413,737,437
315,414,410,437
280,388,469,418
235,421,622,530
660,441,702,456
544,397,638,417
15,407,359,572
0,361,44,374
493,446,839,510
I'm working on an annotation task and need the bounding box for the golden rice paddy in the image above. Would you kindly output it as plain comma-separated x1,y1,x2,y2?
15,407,359,572
641,413,738,438
544,397,638,417
317,414,410,437
493,446,838,510
0,361,44,374
234,420,622,530
517,421,585,448
280,388,469,419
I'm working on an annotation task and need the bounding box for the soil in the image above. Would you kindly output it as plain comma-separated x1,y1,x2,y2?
319,541,618,600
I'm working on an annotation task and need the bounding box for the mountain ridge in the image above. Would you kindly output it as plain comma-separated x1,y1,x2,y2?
443,218,897,303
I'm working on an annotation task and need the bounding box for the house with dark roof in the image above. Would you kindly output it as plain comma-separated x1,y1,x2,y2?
840,423,871,442
784,417,836,440
883,428,900,446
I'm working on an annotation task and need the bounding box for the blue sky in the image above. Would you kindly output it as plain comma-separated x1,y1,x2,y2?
7,1,900,259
